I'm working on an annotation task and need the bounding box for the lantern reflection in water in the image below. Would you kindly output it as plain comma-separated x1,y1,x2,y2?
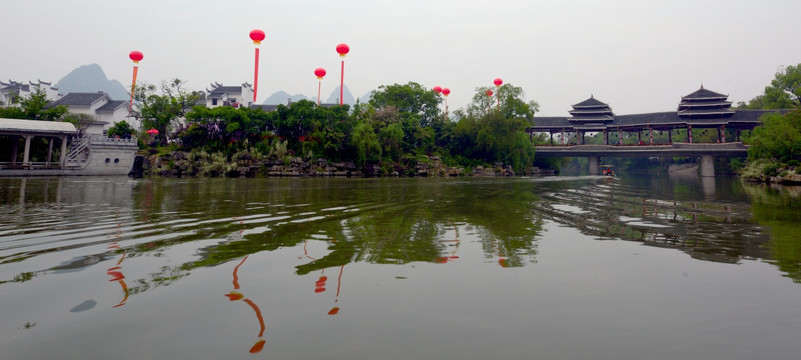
224,256,266,354
106,241,129,308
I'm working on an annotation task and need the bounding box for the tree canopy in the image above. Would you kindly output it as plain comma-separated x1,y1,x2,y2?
146,79,545,176
746,108,801,163
737,64,801,109
134,79,202,145
0,88,67,121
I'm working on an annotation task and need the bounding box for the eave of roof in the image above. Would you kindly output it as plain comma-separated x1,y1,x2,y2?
50,92,108,106
572,97,609,108
0,118,77,135
681,87,728,101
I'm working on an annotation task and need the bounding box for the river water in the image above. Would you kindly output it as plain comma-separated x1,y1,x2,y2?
1,175,800,359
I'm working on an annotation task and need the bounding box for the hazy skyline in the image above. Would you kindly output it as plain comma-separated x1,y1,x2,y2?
2,0,800,115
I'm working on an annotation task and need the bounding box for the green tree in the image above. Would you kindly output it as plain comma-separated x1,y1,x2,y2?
263,100,354,160
368,82,441,127
738,64,801,109
350,121,381,167
60,113,96,138
0,88,67,120
465,84,539,121
746,109,801,163
449,85,539,172
107,120,136,138
134,79,201,145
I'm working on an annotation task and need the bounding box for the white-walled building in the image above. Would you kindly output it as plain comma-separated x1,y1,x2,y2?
206,82,254,108
0,79,60,106
48,92,135,134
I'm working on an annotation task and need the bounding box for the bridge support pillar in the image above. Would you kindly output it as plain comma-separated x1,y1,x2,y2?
700,155,715,177
588,156,599,175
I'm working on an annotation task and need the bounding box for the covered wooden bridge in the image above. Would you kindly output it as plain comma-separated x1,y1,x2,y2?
527,87,782,176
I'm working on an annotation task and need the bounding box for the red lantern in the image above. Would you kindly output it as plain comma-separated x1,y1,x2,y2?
442,88,450,96
433,86,442,94
249,29,265,44
250,30,265,103
486,89,493,97
336,43,350,57
129,51,143,64
128,51,143,111
494,78,503,87
314,68,326,105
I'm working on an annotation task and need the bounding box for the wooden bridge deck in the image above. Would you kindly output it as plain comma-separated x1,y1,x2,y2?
534,142,748,157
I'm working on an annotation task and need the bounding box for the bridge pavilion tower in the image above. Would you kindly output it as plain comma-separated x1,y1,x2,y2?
568,96,614,175
677,86,735,176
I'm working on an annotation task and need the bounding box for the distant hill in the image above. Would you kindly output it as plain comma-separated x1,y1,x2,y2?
262,87,372,106
55,64,129,100
359,90,374,104
262,91,309,105
325,85,357,105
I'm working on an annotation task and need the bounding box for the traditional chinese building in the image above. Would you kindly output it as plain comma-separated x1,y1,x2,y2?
48,92,132,133
530,86,776,146
0,80,60,106
205,82,254,108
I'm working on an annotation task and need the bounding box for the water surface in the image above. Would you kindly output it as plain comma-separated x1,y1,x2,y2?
1,175,800,359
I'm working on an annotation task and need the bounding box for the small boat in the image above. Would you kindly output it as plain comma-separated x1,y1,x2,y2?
599,165,616,177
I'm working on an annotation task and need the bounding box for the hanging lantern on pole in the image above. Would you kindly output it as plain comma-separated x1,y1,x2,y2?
128,51,143,113
336,43,350,105
441,88,450,116
249,29,265,103
493,78,503,110
433,86,443,116
314,68,326,105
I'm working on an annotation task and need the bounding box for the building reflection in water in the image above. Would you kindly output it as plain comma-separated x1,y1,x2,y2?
536,178,770,264
224,256,266,354
438,225,461,265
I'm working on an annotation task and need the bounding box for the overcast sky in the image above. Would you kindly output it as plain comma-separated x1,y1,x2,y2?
3,0,800,115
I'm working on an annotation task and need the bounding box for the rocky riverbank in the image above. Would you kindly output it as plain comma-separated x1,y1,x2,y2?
132,151,551,178
739,161,801,185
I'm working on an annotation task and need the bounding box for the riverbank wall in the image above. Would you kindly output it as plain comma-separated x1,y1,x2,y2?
134,151,552,178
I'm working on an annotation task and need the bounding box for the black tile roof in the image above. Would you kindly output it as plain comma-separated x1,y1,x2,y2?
678,108,735,116
678,101,733,109
96,100,127,112
208,86,243,96
681,87,727,100
568,108,614,115
572,96,609,108
568,115,615,122
49,92,107,106
531,109,783,131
